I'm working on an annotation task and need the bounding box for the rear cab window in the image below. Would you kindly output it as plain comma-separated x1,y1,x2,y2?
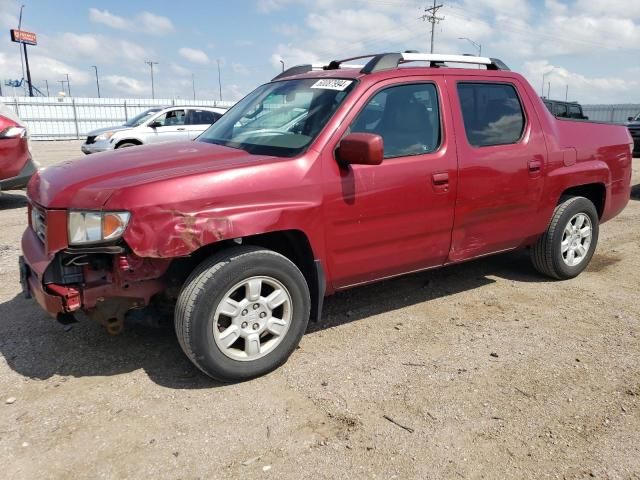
552,102,568,117
568,104,582,118
457,83,525,147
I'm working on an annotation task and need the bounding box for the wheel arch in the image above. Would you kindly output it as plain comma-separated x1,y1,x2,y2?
114,138,143,148
167,229,325,322
559,182,606,218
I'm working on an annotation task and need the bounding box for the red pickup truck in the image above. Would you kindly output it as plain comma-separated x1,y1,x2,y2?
20,53,633,381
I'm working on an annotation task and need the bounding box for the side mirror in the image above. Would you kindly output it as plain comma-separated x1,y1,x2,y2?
337,133,383,166
148,121,162,129
629,117,635,122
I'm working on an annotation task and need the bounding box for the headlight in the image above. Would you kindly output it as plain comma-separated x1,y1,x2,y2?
68,211,131,245
0,126,26,138
95,131,115,141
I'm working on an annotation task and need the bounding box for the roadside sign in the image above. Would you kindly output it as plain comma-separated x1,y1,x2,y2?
10,29,37,45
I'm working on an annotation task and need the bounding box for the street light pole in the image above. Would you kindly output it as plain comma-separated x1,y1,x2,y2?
541,68,554,97
191,73,196,100
145,60,158,99
279,59,285,72
65,73,71,96
91,65,101,98
458,37,481,56
217,59,222,101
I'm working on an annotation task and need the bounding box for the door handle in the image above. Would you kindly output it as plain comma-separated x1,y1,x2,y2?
432,172,449,186
528,159,542,172
177,127,186,131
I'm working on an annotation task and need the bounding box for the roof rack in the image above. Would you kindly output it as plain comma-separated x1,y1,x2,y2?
271,52,509,80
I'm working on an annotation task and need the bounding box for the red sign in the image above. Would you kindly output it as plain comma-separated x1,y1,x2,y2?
10,29,37,46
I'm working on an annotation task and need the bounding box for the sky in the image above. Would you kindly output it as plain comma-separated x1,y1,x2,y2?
0,0,638,103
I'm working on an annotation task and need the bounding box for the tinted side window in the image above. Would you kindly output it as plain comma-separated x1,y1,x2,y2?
457,83,525,147
568,104,582,117
188,110,220,125
552,102,568,117
350,83,440,158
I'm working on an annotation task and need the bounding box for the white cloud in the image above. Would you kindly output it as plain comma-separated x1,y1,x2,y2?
256,0,297,13
170,63,191,76
523,60,640,104
179,47,210,64
88,8,174,35
89,8,128,30
138,11,175,35
103,75,147,95
232,63,250,76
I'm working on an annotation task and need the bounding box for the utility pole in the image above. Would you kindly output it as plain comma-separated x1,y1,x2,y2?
564,84,568,102
91,65,101,98
44,79,49,96
191,73,196,100
145,60,158,99
420,0,444,53
65,73,71,96
57,79,66,95
217,59,223,101
23,42,34,96
18,5,25,95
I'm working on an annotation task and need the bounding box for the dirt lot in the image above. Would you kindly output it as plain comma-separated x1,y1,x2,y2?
1,141,639,479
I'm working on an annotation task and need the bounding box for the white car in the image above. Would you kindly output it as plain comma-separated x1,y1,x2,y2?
81,106,227,154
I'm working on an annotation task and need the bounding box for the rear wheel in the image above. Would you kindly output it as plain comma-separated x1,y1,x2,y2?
175,247,310,382
115,142,139,149
531,196,599,279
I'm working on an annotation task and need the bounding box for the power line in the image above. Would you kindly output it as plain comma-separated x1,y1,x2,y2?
420,0,444,53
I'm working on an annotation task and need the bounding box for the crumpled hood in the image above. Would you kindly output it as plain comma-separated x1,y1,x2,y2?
28,141,276,209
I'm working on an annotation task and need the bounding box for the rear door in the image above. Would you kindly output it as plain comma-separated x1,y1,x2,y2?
322,78,458,288
448,78,547,262
145,109,189,144
186,109,222,139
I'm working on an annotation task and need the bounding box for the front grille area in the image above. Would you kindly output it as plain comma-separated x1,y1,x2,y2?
31,205,46,243
86,135,96,144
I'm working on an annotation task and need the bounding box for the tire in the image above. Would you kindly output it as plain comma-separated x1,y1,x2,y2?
531,196,599,280
175,246,310,382
115,142,139,149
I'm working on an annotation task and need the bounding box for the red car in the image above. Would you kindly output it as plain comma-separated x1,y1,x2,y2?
0,103,37,192
20,53,633,381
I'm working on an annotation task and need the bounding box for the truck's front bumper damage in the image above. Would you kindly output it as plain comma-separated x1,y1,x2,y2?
20,226,171,333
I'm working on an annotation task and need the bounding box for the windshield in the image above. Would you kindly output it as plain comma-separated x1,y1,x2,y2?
198,78,356,157
124,109,161,127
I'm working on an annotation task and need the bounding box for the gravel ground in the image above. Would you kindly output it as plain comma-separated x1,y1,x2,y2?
1,141,639,479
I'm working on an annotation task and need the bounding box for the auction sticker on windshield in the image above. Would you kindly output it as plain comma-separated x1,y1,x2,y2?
311,79,353,91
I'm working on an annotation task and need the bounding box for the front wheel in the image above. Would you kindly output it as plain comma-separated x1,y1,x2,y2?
175,247,310,382
531,196,599,279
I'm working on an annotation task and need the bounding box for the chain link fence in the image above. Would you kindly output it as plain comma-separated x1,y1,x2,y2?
582,104,640,123
0,96,236,140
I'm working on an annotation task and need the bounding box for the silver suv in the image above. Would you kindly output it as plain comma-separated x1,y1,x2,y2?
81,106,227,154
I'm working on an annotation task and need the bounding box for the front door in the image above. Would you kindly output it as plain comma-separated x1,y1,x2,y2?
323,79,458,289
146,109,189,144
447,79,547,261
